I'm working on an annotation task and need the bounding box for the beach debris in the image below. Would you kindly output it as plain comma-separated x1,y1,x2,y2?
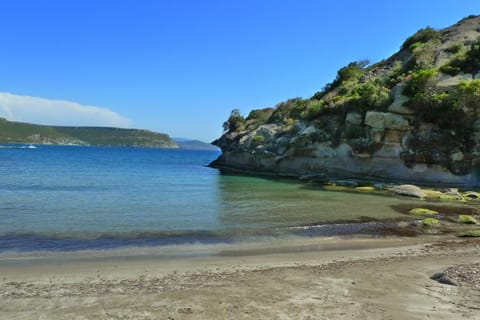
458,215,479,224
431,263,480,288
178,307,194,314
431,273,459,286
409,208,438,216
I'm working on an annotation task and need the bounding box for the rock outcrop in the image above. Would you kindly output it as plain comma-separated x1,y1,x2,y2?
211,16,480,187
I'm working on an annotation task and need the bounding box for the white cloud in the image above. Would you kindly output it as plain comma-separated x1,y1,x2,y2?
0,92,132,128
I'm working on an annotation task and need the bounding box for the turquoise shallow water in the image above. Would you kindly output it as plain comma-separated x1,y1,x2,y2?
0,146,415,253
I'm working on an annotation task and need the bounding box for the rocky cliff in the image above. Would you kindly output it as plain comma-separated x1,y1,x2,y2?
211,15,480,187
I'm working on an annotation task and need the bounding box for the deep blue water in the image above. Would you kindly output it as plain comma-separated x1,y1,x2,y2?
0,145,410,253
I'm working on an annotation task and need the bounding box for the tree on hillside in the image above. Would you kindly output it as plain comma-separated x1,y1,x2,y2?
223,109,245,132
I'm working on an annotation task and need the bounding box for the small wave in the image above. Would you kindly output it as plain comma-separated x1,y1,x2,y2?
0,144,37,149
0,231,233,253
288,221,400,237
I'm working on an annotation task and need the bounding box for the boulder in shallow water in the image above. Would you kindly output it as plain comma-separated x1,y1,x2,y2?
441,188,466,201
422,218,440,227
457,230,480,237
458,215,479,224
463,191,480,199
355,186,375,191
390,184,426,198
409,208,438,216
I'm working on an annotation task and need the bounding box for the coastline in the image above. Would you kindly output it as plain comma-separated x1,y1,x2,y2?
1,236,479,319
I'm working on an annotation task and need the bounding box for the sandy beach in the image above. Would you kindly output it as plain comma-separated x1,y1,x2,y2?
0,236,479,320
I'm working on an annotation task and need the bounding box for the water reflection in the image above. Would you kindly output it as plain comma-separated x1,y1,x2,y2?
214,173,415,237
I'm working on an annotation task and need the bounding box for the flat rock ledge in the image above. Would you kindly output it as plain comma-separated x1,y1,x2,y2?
431,263,480,288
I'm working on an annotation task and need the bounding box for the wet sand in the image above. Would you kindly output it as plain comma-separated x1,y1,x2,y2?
1,236,479,319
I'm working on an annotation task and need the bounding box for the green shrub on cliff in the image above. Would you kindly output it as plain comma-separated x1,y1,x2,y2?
456,79,480,109
332,61,368,86
407,79,479,121
246,108,274,122
403,69,438,96
445,42,463,54
350,80,392,111
251,135,265,146
401,27,441,51
245,108,274,130
268,98,305,124
223,109,245,132
440,38,480,75
407,38,440,69
303,99,328,120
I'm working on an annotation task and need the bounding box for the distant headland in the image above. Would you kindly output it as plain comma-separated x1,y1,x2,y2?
0,117,178,148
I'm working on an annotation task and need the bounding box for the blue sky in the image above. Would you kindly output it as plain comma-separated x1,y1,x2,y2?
0,0,478,142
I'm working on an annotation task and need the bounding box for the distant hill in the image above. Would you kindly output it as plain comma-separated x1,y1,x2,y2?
174,138,219,151
0,118,178,148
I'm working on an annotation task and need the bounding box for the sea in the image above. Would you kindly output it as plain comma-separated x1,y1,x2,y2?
0,145,419,255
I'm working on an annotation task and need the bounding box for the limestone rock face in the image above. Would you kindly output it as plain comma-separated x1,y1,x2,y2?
388,84,415,115
345,112,363,125
365,112,410,131
364,112,385,129
213,110,479,188
213,103,479,186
